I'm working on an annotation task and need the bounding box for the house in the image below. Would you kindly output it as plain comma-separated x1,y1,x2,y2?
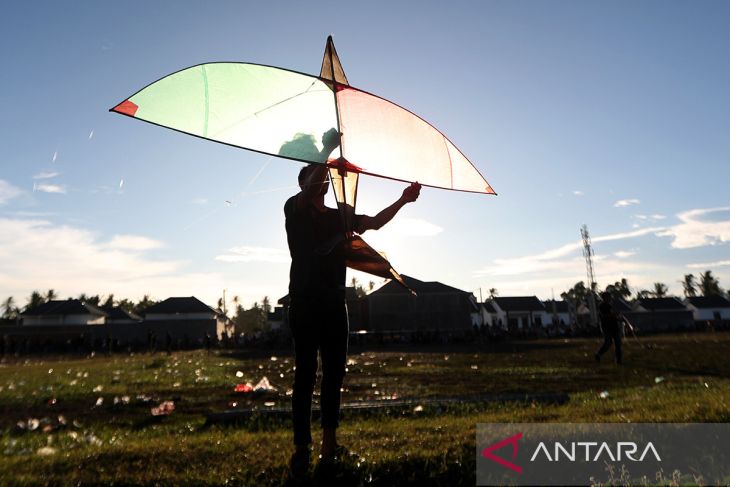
20,299,108,326
630,297,694,332
685,296,730,322
267,306,285,331
490,296,546,331
365,275,477,332
541,300,574,327
142,297,233,339
102,306,142,324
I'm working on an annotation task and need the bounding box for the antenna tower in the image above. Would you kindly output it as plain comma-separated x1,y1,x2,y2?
581,225,598,328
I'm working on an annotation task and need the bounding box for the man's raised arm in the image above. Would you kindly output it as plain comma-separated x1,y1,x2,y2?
297,129,341,210
355,182,421,234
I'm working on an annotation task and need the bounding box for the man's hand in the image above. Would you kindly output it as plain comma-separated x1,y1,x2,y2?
321,128,341,155
400,182,421,203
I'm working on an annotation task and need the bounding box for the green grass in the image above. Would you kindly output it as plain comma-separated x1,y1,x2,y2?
0,333,728,485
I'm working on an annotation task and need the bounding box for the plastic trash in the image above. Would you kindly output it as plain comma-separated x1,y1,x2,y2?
150,400,175,416
254,376,277,393
654,376,665,384
599,391,610,399
234,383,253,393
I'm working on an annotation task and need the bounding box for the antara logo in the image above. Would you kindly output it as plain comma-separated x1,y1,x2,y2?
482,433,662,473
481,432,524,474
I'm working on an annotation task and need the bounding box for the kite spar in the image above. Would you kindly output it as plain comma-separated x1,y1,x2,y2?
110,37,495,291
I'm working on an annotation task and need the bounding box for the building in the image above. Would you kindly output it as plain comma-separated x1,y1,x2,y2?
365,275,477,332
490,296,546,332
102,306,142,324
629,297,694,332
142,296,233,339
20,299,108,326
685,296,730,322
541,300,574,328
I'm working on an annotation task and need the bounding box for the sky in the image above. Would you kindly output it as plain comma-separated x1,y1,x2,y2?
1,1,729,310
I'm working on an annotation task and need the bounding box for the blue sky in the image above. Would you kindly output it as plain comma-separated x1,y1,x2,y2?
1,1,729,308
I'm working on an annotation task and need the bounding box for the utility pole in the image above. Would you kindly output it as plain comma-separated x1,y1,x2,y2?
581,225,598,328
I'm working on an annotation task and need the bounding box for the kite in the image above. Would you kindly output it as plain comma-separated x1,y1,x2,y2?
111,37,495,292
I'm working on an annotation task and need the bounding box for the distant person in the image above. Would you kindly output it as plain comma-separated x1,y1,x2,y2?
283,128,420,479
594,292,625,365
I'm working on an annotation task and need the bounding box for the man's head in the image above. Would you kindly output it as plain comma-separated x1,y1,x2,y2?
601,291,613,303
298,165,329,195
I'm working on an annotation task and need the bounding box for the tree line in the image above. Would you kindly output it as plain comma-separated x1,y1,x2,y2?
1,290,276,337
559,270,725,309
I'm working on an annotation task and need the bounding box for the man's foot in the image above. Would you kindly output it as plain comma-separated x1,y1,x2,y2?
288,447,311,481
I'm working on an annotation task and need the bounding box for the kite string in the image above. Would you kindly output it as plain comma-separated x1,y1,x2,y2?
181,157,320,231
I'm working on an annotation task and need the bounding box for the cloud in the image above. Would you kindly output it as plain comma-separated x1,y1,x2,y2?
387,217,443,237
32,171,60,180
0,217,236,306
614,198,640,208
634,214,666,221
215,246,290,263
191,197,208,205
0,180,23,204
106,235,164,251
475,227,664,277
33,183,66,194
656,207,730,249
687,260,730,269
572,190,584,196
614,250,637,258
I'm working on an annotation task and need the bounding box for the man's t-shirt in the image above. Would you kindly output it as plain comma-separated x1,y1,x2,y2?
284,194,361,298
598,301,619,333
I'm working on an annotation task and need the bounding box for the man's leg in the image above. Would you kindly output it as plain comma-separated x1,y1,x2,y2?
614,331,623,364
596,333,613,361
319,299,349,459
289,298,320,448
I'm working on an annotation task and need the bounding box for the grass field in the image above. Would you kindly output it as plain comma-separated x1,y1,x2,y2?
1,332,728,486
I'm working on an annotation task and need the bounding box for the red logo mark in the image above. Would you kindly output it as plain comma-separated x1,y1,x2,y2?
481,432,523,474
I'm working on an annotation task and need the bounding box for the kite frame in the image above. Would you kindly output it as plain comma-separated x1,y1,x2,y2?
110,61,497,196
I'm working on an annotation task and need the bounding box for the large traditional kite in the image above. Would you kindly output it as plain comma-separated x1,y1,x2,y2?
111,37,495,292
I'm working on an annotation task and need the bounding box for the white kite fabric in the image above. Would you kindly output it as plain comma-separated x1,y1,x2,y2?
111,37,495,290
111,66,493,195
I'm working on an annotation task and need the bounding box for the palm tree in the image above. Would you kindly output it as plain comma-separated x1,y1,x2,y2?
102,294,115,308
45,289,57,301
2,296,18,319
652,282,668,298
681,274,697,298
25,290,46,312
488,288,498,299
699,270,722,296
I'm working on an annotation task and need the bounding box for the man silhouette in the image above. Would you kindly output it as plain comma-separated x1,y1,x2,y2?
595,292,625,365
284,129,420,477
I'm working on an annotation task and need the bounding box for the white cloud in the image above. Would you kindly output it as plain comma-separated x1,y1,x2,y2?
215,246,290,263
191,197,208,205
656,207,730,249
0,218,238,306
614,250,636,258
687,260,730,269
0,180,23,204
572,190,584,196
34,183,66,194
32,171,60,180
614,198,640,208
475,227,664,277
387,217,443,237
106,235,164,251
